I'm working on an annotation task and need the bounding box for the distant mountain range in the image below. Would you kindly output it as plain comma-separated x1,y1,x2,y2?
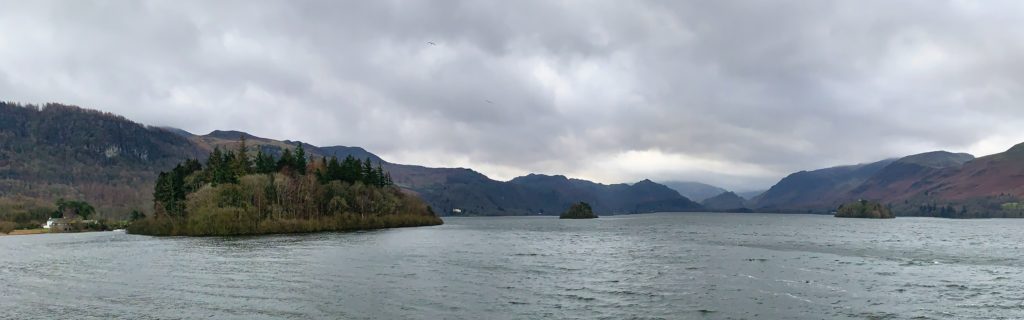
749,149,1024,218
751,158,898,212
660,181,728,202
6,101,1024,219
700,191,748,212
194,132,705,216
735,190,766,201
0,102,703,218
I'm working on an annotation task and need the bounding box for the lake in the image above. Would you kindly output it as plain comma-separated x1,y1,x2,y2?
2,213,1023,319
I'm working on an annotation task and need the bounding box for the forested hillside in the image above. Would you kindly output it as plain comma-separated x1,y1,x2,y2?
0,102,202,218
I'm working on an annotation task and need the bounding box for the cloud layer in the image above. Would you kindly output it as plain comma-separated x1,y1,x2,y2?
3,0,1024,190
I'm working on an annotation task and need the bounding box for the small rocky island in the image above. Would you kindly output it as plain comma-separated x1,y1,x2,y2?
560,202,598,219
835,200,894,219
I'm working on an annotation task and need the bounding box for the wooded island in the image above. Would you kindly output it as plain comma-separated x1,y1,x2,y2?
128,138,442,236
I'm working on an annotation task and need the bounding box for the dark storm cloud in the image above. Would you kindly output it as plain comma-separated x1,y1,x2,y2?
2,0,1024,190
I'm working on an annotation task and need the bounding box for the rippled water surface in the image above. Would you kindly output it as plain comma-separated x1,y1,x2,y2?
3,213,1024,319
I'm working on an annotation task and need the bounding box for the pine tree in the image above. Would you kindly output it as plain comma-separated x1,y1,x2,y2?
206,147,223,181
205,147,238,185
327,157,343,182
375,163,386,187
153,171,172,215
362,157,375,185
278,149,294,172
233,136,253,176
293,143,307,174
182,158,202,173
254,148,276,174
341,156,359,183
153,160,203,217
169,163,187,214
220,151,239,184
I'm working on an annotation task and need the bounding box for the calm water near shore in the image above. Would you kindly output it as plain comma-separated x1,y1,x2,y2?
3,213,1023,319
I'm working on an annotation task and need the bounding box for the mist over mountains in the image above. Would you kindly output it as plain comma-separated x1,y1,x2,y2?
659,181,728,202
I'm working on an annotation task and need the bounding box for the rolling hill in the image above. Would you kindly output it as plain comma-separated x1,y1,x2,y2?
661,181,728,202
752,159,896,212
849,151,974,202
701,191,749,212
191,131,704,215
0,102,704,218
0,102,203,217
15,101,1024,219
753,147,1024,217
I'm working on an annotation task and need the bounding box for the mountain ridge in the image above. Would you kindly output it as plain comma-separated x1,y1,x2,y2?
661,181,728,202
753,159,896,212
701,191,749,212
752,148,1024,217
0,101,704,218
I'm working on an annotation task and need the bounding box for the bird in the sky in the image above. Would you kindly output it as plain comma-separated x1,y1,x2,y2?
427,41,437,46
485,100,494,104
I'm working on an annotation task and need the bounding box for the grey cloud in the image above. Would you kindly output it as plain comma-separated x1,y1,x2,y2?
2,0,1024,190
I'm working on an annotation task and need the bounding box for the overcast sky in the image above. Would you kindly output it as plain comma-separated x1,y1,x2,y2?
3,1,1024,190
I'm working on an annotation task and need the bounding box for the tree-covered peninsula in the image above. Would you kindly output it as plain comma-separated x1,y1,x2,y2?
834,200,894,219
128,138,442,236
560,202,597,219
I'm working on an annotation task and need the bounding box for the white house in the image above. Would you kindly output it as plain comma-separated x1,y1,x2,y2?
43,217,57,229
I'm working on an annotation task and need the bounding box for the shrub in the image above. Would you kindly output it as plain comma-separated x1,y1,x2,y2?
0,221,16,234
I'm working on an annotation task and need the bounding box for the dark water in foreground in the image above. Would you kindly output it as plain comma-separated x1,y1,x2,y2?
2,213,1024,319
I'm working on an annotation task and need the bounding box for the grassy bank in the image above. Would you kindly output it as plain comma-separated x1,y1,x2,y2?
127,213,443,236
1,228,50,236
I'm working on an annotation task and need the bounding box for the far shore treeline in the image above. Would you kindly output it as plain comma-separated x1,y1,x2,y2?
128,137,442,236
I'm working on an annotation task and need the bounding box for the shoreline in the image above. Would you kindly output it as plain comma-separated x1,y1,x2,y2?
128,213,444,237
1,229,49,236
1,229,122,237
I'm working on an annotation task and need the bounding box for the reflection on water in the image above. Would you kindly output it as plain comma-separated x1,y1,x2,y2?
2,213,1023,319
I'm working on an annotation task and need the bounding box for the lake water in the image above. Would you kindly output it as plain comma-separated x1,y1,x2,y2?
2,213,1023,319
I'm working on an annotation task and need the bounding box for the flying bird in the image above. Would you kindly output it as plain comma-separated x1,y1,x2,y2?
427,41,437,46
485,100,494,104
